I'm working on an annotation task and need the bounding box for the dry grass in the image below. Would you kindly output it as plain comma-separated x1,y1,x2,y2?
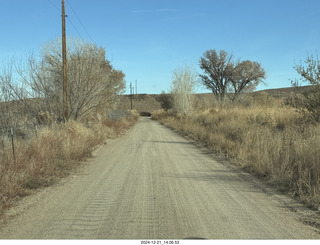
0,111,139,216
152,98,320,209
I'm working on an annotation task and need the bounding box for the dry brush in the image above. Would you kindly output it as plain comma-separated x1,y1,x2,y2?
0,111,139,218
152,96,320,209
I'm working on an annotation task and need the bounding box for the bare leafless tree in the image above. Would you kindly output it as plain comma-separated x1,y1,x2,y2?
199,49,234,102
293,52,320,86
5,38,125,121
288,52,320,122
199,49,265,102
0,61,13,138
171,65,196,115
230,60,266,101
0,59,25,143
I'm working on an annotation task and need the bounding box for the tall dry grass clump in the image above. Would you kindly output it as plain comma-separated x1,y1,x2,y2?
152,96,320,209
0,111,139,216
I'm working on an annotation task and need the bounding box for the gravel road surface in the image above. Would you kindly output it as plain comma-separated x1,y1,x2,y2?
0,118,319,239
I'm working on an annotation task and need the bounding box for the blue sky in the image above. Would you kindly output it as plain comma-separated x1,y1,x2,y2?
1,0,320,94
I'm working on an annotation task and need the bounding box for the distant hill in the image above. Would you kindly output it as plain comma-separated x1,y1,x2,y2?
253,85,312,97
116,94,162,114
116,86,312,114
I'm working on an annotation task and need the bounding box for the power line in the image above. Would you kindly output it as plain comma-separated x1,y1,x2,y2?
66,17,83,39
47,0,90,41
66,0,94,42
47,0,60,11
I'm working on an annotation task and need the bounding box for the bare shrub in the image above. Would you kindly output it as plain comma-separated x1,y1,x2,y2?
285,86,320,123
4,38,125,122
170,65,196,115
157,91,173,110
151,109,174,121
289,52,320,123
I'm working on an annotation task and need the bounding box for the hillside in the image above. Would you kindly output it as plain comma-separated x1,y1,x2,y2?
1,86,311,119
116,94,162,114
116,86,311,114
253,85,312,97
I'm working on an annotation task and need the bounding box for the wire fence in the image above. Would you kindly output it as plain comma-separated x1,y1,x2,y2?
0,121,39,165
0,108,134,164
0,106,57,168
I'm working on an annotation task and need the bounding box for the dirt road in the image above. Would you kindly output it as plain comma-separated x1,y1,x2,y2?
0,118,319,239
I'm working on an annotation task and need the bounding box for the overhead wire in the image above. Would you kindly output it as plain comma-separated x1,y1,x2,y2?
66,0,94,42
47,0,60,11
46,0,93,42
66,17,83,39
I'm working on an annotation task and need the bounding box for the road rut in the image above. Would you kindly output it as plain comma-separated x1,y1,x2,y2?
0,118,319,239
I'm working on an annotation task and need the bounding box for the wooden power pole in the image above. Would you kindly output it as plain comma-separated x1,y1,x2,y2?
130,82,133,110
62,0,68,121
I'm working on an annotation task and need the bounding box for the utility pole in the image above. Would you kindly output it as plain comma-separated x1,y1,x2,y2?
62,0,68,121
130,82,133,110
135,80,137,95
